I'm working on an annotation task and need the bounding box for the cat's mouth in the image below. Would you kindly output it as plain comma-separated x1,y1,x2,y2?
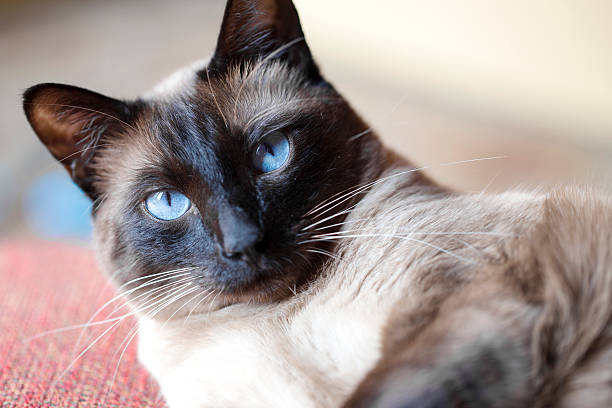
210,248,300,297
196,234,332,307
207,211,351,303
219,246,267,271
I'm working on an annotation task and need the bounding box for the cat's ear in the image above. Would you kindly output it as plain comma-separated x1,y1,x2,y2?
209,0,320,81
23,83,138,199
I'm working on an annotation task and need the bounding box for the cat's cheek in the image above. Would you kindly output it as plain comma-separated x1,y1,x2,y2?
131,216,204,261
105,206,205,278
91,214,124,285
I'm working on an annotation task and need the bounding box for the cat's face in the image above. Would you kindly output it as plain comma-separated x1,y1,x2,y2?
24,0,384,316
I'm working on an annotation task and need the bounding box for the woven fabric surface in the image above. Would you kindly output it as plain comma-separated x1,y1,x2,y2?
0,241,166,407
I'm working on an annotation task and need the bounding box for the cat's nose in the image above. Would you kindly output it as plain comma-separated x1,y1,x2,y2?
218,205,262,260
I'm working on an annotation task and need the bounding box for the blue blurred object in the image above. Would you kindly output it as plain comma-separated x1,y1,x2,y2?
26,170,93,239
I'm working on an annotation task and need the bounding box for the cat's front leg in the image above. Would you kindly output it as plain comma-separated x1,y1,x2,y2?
343,285,538,408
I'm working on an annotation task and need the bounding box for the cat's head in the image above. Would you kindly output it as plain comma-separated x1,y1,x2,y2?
24,0,386,317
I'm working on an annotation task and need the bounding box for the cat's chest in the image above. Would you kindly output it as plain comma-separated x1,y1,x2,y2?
138,297,386,408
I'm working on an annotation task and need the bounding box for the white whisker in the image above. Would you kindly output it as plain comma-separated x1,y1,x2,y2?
347,128,372,142
207,290,223,314
301,233,474,263
74,273,195,349
26,269,194,342
449,237,482,257
184,289,217,324
302,203,359,232
45,277,198,392
49,315,125,391
302,217,373,234
304,156,508,223
477,170,502,198
160,288,201,329
103,321,140,404
310,229,512,239
105,282,199,402
305,248,345,263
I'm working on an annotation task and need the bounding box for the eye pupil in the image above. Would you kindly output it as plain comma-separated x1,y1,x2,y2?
265,143,275,156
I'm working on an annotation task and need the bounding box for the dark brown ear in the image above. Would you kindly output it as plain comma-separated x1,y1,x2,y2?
209,0,320,81
23,83,138,199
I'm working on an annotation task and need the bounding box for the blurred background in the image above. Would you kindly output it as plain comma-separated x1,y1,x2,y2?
1,0,611,240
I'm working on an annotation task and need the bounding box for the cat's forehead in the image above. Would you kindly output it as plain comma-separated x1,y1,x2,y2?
99,59,335,195
146,59,328,135
207,62,310,129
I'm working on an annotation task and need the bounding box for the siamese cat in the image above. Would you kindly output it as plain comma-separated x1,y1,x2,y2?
24,0,612,407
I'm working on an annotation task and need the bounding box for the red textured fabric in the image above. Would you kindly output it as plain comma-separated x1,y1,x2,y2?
0,241,166,407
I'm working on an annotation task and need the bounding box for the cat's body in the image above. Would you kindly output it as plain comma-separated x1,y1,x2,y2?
24,0,612,406
135,165,536,407
138,160,612,407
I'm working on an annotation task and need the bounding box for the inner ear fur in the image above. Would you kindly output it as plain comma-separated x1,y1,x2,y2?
23,83,138,198
209,0,321,81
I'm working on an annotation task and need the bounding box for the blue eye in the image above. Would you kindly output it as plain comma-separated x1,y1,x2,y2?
144,190,191,221
252,131,290,173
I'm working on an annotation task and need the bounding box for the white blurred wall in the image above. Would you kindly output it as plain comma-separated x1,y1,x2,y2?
1,0,611,236
297,0,612,146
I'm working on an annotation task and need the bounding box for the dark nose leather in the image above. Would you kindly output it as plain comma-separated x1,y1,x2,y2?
218,205,262,259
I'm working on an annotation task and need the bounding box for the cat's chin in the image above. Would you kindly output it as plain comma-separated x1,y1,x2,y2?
124,260,310,321
136,276,300,321
198,241,326,307
207,263,305,305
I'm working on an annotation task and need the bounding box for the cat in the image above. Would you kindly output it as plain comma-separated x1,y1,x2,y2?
23,0,612,407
